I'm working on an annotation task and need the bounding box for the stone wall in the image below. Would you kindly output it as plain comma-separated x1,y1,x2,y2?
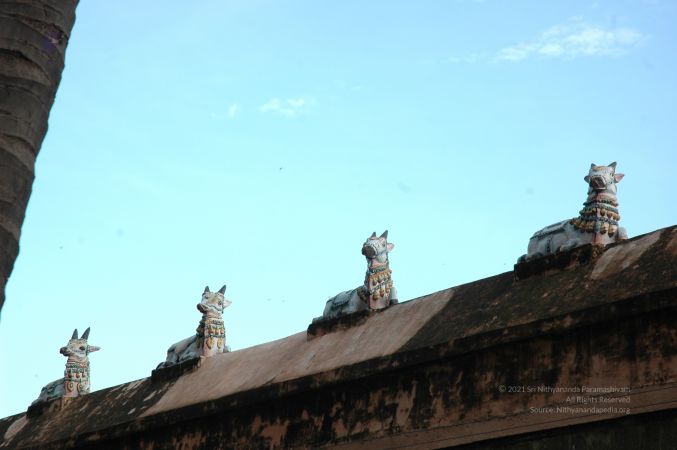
1,226,675,449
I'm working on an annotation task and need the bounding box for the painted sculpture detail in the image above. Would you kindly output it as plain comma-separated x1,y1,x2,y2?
320,230,398,320
519,162,627,262
32,327,100,404
157,285,231,369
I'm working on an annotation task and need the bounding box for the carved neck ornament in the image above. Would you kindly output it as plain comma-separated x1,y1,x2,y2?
571,193,621,236
196,315,225,351
359,263,393,307
64,358,90,395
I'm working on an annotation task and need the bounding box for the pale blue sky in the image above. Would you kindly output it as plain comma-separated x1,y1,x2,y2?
1,0,675,417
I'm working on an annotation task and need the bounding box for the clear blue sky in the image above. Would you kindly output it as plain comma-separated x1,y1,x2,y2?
1,0,675,417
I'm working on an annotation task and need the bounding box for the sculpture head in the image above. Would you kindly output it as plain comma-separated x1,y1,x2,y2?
59,328,100,359
584,162,624,193
197,285,231,315
362,230,394,265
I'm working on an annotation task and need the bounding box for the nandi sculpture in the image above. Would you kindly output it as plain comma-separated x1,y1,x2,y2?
32,327,100,405
157,285,231,369
519,162,628,262
319,230,398,320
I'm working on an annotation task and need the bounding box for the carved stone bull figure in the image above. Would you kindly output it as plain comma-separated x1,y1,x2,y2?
519,162,627,262
32,327,100,405
318,230,398,320
157,285,231,369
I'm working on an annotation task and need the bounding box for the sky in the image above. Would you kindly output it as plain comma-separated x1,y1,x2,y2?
1,0,676,417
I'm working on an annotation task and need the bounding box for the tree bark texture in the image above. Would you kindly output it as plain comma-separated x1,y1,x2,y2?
0,0,79,316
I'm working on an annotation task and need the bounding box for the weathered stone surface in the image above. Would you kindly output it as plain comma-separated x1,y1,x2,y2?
445,409,677,449
1,226,675,449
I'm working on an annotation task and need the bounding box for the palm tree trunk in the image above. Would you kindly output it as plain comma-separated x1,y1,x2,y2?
0,0,79,316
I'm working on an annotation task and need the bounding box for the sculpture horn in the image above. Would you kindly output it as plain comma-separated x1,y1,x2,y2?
81,327,90,340
370,232,376,238
380,230,388,239
71,329,78,339
608,161,617,170
204,286,210,293
218,285,226,294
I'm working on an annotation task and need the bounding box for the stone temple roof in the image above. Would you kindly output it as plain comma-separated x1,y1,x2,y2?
1,225,675,449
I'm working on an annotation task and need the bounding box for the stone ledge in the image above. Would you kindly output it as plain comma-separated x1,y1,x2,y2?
514,243,607,280
26,396,73,419
307,309,374,339
151,357,202,383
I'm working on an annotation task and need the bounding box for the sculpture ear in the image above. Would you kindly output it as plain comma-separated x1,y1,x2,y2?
614,173,624,182
71,329,78,339
584,175,590,183
608,162,617,170
204,286,210,293
87,346,101,353
81,327,90,340
218,285,226,294
387,243,394,252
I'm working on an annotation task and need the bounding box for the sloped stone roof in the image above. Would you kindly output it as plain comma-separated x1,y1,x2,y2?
1,225,675,449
